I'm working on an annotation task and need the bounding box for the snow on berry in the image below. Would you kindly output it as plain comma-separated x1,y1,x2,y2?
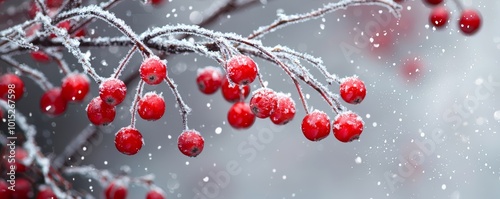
140,56,167,85
138,92,165,121
99,78,127,106
178,130,204,157
105,181,128,199
40,88,68,117
196,66,223,94
115,127,144,155
270,92,296,125
226,55,258,85
332,111,364,143
221,77,250,102
340,76,366,104
249,87,277,118
61,73,90,102
459,9,481,35
228,102,256,129
429,6,449,28
0,73,25,101
86,97,116,126
301,110,331,141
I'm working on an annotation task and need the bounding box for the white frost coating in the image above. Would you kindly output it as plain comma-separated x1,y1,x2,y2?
0,101,70,198
249,0,402,40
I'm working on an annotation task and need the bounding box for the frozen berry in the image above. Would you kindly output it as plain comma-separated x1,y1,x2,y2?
423,0,442,5
50,20,71,38
196,66,223,94
40,88,68,117
429,6,449,28
228,102,256,129
150,0,164,6
46,0,63,9
10,178,33,199
105,182,127,199
178,130,204,157
340,76,366,104
459,9,481,35
270,93,296,125
86,97,116,126
249,88,277,118
137,92,165,121
301,110,331,141
0,179,11,198
0,73,25,101
36,186,57,199
4,148,28,173
333,112,364,143
61,73,90,102
115,127,144,155
226,55,258,85
146,189,165,199
221,77,250,102
140,56,167,85
31,51,51,63
99,78,127,106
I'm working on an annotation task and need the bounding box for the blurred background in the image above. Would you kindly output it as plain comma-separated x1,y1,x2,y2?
2,0,500,198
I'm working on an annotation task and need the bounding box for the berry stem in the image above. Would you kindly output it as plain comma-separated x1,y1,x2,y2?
294,79,310,114
130,80,145,128
34,0,49,17
451,0,464,11
164,77,191,130
50,54,72,75
113,45,137,79
0,55,53,91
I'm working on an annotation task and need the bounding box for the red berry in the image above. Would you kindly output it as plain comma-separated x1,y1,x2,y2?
0,73,25,101
459,9,481,35
73,28,86,37
228,102,256,129
10,178,33,199
301,110,331,141
61,73,90,102
50,20,71,38
429,6,449,28
340,76,366,104
46,0,63,9
249,88,277,118
36,186,57,199
333,112,364,143
401,57,423,82
137,92,165,121
4,148,28,173
269,93,296,125
150,0,164,6
221,77,250,102
86,97,116,126
40,88,68,117
31,51,51,63
177,130,204,157
226,55,258,85
196,66,223,94
115,127,144,155
105,182,127,199
140,56,167,85
146,189,166,199
423,0,442,5
99,78,127,106
0,179,11,199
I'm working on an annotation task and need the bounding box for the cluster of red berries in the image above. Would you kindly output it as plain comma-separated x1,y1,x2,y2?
421,0,482,35
104,181,166,199
196,55,367,143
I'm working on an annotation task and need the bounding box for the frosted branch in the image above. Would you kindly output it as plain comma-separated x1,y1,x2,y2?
164,77,191,130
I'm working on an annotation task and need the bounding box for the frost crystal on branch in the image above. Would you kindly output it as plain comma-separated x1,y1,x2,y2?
0,0,406,198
